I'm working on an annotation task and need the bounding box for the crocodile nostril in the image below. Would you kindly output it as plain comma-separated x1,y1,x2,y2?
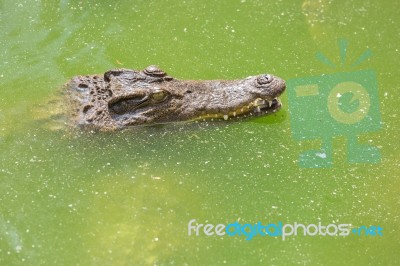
256,74,273,85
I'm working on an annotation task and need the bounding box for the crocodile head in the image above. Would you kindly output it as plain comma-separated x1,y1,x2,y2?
65,66,285,130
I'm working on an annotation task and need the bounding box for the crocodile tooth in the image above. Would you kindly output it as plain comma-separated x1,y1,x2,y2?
255,106,261,113
233,112,236,117
223,114,228,120
268,100,273,106
254,98,263,105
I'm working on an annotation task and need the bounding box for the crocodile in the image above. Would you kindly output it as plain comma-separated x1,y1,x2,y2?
64,65,286,130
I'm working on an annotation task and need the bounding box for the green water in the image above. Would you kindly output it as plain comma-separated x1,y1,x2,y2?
1,1,399,265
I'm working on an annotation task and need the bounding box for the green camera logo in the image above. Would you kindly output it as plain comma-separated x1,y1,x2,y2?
288,39,381,168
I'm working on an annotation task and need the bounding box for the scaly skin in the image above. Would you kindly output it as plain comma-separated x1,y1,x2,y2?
64,65,286,130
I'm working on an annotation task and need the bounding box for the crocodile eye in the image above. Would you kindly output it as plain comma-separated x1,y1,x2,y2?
144,65,167,77
257,74,273,85
151,90,169,102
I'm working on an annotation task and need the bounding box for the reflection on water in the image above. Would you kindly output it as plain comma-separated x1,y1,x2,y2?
0,215,23,255
1,0,399,265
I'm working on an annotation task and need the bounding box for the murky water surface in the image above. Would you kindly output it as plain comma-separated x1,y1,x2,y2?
1,1,399,265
